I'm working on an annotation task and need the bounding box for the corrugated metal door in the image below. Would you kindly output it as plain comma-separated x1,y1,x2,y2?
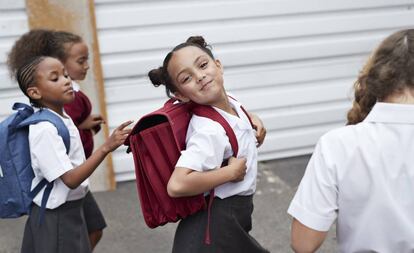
95,0,414,182
2,1,413,182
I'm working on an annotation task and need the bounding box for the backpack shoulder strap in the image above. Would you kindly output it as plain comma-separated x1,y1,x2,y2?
12,102,34,113
227,95,254,129
192,105,238,157
18,109,70,154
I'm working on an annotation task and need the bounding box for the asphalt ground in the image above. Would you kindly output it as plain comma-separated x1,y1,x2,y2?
0,155,337,253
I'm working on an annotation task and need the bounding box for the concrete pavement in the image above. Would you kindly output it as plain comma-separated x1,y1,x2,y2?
0,155,337,252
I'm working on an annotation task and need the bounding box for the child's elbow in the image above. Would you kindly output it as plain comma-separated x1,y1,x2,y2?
63,180,78,189
291,238,319,253
291,243,314,253
63,181,78,189
60,173,79,189
167,180,185,198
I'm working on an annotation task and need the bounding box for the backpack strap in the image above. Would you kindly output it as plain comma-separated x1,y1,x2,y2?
191,104,240,245
17,108,71,225
12,102,34,115
227,95,255,129
18,109,70,153
28,178,53,225
192,105,239,156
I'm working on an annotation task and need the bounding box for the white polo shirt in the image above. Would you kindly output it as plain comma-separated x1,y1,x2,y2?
29,108,88,209
176,97,258,199
288,102,414,252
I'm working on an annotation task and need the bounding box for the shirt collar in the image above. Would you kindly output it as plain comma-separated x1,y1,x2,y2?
213,96,252,130
72,81,80,92
33,107,72,123
364,102,414,124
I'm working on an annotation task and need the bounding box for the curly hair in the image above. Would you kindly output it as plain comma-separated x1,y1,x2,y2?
347,29,414,124
7,29,55,79
148,36,215,97
50,30,82,62
7,29,82,79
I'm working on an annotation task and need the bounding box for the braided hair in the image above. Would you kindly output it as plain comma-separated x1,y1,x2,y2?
15,56,48,107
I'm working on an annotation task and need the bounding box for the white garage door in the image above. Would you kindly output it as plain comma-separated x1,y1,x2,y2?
1,0,413,182
95,0,414,182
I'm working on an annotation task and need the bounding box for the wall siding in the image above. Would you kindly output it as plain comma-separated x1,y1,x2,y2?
94,0,414,181
0,0,29,120
2,1,409,182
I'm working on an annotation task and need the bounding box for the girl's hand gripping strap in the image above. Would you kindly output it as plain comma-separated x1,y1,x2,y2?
191,105,239,245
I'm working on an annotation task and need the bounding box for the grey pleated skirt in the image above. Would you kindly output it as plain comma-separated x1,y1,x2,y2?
21,198,91,253
172,195,270,253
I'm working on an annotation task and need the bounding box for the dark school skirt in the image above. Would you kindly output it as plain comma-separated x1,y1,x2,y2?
83,191,107,233
21,198,91,253
172,195,270,253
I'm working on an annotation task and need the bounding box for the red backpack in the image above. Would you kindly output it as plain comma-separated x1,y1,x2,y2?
125,98,251,243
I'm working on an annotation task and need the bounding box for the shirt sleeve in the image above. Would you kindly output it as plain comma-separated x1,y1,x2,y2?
287,136,338,231
176,116,231,171
29,122,74,182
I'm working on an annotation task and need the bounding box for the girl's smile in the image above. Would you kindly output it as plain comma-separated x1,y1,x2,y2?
199,78,213,91
167,46,228,109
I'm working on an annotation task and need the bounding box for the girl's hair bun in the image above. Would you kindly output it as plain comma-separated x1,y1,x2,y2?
186,36,207,48
148,67,165,87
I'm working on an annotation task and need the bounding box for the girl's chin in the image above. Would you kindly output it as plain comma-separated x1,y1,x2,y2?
64,95,75,104
79,73,87,80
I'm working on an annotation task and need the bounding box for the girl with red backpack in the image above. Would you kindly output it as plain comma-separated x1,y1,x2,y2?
148,36,269,253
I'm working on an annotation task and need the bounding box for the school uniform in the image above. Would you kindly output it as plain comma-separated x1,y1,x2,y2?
21,109,91,253
172,97,269,253
64,82,107,234
288,102,414,253
64,82,96,158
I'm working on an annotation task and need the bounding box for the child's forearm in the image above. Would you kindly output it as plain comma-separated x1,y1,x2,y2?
60,120,132,189
60,145,110,189
167,165,237,197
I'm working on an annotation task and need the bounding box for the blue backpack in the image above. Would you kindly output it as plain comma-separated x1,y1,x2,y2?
0,103,70,222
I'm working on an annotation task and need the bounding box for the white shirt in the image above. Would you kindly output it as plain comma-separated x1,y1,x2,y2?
176,97,258,199
29,108,88,209
72,81,80,92
288,102,414,253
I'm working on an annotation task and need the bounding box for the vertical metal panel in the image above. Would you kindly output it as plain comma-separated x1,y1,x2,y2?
24,0,116,191
94,0,414,181
0,0,29,121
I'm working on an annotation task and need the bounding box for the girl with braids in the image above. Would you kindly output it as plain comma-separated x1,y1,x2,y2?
148,36,268,253
8,29,106,250
288,29,414,253
51,30,107,250
7,55,132,253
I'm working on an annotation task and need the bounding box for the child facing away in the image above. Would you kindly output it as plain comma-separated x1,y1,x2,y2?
7,29,106,250
7,57,132,252
288,29,414,253
148,36,269,253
